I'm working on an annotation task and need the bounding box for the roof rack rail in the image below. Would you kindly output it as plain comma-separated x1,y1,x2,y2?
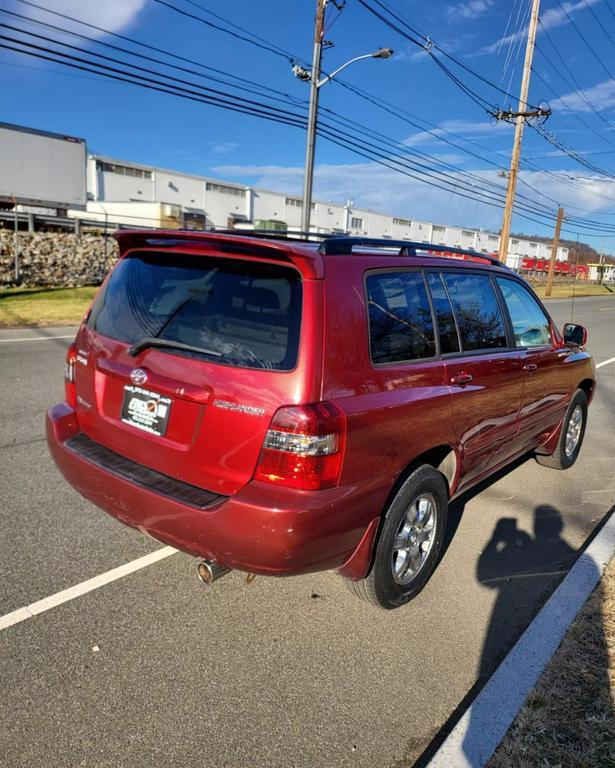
318,237,506,267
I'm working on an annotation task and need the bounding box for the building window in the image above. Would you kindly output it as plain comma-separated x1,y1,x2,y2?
488,235,498,243
511,239,519,246
96,160,152,180
462,230,474,238
350,217,363,229
393,217,412,227
530,242,538,248
433,225,445,234
284,197,315,209
206,182,246,197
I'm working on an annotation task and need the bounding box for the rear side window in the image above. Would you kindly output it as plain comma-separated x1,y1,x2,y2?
442,273,507,352
89,252,302,370
425,272,460,354
496,278,552,347
366,271,435,364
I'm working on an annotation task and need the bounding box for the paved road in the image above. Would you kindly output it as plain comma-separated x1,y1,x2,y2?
1,297,614,768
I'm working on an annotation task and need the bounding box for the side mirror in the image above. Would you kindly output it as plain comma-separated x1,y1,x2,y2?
563,323,588,347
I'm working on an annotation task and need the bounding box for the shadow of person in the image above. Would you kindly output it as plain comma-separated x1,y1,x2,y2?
475,506,576,684
456,506,611,767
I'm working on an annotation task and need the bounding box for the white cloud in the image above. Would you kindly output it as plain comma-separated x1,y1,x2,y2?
481,0,601,55
404,119,513,147
12,0,147,37
213,161,615,236
211,142,239,155
447,0,495,21
550,77,615,112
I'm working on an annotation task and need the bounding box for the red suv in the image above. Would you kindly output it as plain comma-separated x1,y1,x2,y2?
47,232,595,609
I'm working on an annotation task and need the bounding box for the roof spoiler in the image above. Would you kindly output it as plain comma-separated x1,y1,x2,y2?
113,229,325,279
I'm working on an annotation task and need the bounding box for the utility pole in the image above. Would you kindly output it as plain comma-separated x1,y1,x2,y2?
498,0,542,263
544,206,564,298
301,0,327,234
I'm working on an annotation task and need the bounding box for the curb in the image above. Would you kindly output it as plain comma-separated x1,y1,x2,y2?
428,508,615,767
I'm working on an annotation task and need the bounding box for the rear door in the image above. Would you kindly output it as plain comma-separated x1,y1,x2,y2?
430,270,524,487
73,248,319,496
494,277,570,450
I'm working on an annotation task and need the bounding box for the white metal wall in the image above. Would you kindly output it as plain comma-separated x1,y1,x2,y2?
87,155,570,261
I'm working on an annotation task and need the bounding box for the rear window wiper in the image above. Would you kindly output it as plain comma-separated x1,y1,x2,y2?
127,337,223,358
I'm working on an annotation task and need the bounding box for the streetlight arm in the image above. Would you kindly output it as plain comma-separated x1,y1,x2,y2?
317,53,374,87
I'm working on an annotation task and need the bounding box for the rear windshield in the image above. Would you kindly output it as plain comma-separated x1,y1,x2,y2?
88,251,302,370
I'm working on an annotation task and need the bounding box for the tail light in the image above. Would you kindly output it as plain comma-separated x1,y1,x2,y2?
65,343,77,408
255,402,346,490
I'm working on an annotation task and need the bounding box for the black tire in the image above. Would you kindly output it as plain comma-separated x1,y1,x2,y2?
346,465,449,610
536,389,588,470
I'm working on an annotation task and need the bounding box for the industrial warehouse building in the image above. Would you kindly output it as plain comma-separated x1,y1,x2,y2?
0,122,570,263
79,154,570,262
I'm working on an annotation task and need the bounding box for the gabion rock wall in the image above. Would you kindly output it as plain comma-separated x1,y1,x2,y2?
0,232,119,286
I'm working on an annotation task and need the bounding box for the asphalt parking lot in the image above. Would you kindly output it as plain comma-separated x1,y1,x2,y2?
1,296,614,768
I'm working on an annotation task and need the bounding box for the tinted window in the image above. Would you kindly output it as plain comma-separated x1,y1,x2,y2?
497,278,552,347
366,272,435,364
442,273,507,351
426,272,460,354
89,252,302,370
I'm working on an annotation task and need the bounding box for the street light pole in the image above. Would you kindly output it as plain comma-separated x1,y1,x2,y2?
298,0,393,233
300,0,327,234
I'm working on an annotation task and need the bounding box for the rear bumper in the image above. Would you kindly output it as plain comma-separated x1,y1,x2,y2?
46,403,387,577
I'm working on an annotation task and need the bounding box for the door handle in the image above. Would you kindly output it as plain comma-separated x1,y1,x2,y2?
450,372,473,386
523,363,538,373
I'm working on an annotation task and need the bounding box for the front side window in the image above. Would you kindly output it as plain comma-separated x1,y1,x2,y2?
366,272,435,364
496,277,552,348
89,252,302,370
442,273,507,352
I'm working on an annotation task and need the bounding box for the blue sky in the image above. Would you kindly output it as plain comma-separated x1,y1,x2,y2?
2,0,615,249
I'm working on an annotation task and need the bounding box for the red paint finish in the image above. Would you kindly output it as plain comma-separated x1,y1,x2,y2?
47,233,596,581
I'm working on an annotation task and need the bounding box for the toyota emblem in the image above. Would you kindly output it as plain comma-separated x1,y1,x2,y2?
131,368,148,386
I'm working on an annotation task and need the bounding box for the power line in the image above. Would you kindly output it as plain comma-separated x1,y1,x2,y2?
581,0,615,49
15,0,566,214
1,33,565,228
8,2,615,234
554,0,615,83
178,0,304,64
355,0,541,112
0,37,306,128
0,10,307,109
536,19,615,134
149,0,295,63
530,122,615,179
531,61,615,152
10,0,300,102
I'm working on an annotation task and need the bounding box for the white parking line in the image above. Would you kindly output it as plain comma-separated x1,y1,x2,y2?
0,546,177,632
597,356,615,369
0,334,75,344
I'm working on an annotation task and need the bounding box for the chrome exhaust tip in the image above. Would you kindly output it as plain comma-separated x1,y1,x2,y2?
196,560,232,585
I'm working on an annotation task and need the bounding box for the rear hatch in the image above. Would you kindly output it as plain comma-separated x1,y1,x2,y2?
72,239,322,496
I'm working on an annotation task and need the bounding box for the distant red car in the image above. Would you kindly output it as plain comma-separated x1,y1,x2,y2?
47,232,595,609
